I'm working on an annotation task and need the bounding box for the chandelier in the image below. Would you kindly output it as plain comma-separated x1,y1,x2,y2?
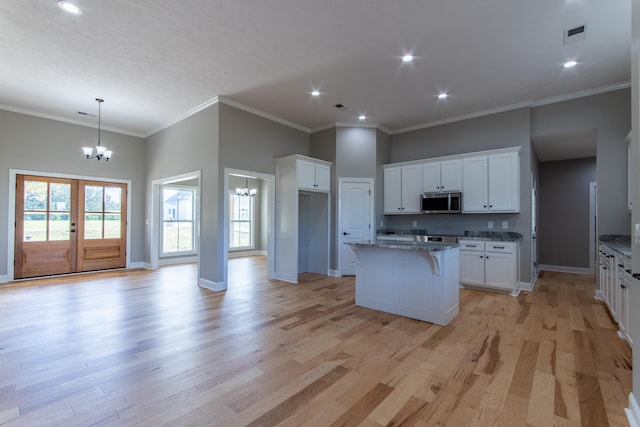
82,98,113,161
236,177,257,197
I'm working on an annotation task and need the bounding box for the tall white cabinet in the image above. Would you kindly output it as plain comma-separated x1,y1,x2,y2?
383,164,422,214
462,150,519,213
275,154,331,284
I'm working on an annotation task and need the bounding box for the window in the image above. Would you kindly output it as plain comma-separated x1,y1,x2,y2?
161,186,195,255
229,192,254,250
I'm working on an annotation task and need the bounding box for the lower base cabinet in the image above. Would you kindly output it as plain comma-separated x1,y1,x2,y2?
599,243,632,345
459,240,517,292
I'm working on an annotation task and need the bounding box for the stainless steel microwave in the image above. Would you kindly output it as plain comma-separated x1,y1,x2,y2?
420,192,461,214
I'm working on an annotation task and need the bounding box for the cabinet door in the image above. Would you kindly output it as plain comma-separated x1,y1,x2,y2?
439,159,462,192
488,152,519,212
384,168,403,214
422,162,441,192
314,163,331,192
485,252,515,290
460,251,485,285
297,160,317,191
462,156,488,212
401,165,422,213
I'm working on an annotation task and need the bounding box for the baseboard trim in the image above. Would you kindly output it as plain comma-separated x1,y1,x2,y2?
198,277,226,291
0,274,11,283
626,393,640,427
158,256,198,266
129,262,148,269
328,269,340,277
228,250,267,258
273,272,298,284
595,290,605,300
538,264,592,275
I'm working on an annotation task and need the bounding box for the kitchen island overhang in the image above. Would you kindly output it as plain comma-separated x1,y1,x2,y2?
347,241,460,326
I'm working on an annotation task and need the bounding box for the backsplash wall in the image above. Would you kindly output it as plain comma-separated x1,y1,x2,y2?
383,213,521,236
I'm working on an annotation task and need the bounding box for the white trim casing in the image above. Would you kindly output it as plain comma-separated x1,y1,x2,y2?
0,275,10,283
129,262,147,269
627,393,640,427
328,269,340,277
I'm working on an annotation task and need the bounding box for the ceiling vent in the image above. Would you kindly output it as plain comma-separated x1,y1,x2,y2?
334,103,346,110
563,24,587,45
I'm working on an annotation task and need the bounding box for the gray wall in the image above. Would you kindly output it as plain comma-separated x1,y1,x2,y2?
0,109,146,278
531,89,631,236
376,129,391,230
389,107,533,283
538,157,596,269
310,127,337,268
145,104,220,284
219,103,310,282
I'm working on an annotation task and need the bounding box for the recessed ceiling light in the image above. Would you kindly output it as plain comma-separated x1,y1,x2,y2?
437,93,448,100
402,54,414,63
58,1,83,15
358,115,366,120
563,60,578,68
311,90,320,96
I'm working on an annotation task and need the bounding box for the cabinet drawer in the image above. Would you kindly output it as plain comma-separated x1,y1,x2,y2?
459,240,485,251
486,242,515,253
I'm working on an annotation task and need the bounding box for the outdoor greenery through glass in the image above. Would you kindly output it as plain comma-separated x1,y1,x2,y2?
162,187,194,254
229,192,253,249
84,185,122,239
23,180,71,241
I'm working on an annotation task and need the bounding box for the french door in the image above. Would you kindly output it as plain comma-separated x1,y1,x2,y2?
14,175,127,279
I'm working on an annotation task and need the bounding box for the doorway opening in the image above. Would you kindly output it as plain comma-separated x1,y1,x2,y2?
223,168,275,290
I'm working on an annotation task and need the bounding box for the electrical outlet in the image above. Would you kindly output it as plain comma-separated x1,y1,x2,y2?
502,221,508,229
380,221,384,228
412,220,417,227
488,221,493,229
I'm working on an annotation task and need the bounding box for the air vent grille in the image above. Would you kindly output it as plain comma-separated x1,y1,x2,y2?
563,24,587,45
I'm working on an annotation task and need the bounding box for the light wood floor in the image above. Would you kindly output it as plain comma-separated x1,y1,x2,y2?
0,257,632,426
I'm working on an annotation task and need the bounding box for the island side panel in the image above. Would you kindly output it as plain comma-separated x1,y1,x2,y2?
353,245,460,326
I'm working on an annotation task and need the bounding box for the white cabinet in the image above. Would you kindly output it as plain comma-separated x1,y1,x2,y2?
275,155,331,284
423,159,462,193
599,243,633,344
459,240,517,292
383,165,422,214
462,151,519,213
298,159,330,192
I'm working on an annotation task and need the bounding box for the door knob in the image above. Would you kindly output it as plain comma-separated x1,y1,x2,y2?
343,232,350,235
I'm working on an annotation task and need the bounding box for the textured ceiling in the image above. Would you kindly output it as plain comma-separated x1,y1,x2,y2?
0,0,631,137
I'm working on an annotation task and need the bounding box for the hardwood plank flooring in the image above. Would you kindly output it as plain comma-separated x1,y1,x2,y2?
0,261,631,426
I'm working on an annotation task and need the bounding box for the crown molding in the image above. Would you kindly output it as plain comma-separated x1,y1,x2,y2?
0,104,145,138
310,122,392,135
146,96,221,137
392,101,533,135
217,96,311,134
530,81,630,107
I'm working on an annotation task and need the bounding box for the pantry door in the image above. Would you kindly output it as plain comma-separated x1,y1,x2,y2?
14,175,127,279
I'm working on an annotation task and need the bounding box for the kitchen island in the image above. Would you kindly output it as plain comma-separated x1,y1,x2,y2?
348,241,459,326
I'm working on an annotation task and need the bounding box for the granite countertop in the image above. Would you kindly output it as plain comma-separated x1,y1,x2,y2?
349,241,458,252
459,231,522,242
600,234,631,258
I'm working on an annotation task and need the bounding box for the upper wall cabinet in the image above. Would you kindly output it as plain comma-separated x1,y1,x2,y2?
462,150,519,213
298,158,331,192
423,159,462,193
384,165,422,214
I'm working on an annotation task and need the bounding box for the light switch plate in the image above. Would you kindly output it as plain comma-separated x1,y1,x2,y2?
488,221,493,229
502,221,508,229
412,220,417,227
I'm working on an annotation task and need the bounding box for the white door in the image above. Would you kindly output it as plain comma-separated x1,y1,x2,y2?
340,180,372,275
462,156,488,212
422,162,441,192
383,168,402,213
400,165,422,213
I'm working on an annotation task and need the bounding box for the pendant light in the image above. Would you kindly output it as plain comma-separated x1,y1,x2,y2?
235,176,257,197
82,98,113,161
